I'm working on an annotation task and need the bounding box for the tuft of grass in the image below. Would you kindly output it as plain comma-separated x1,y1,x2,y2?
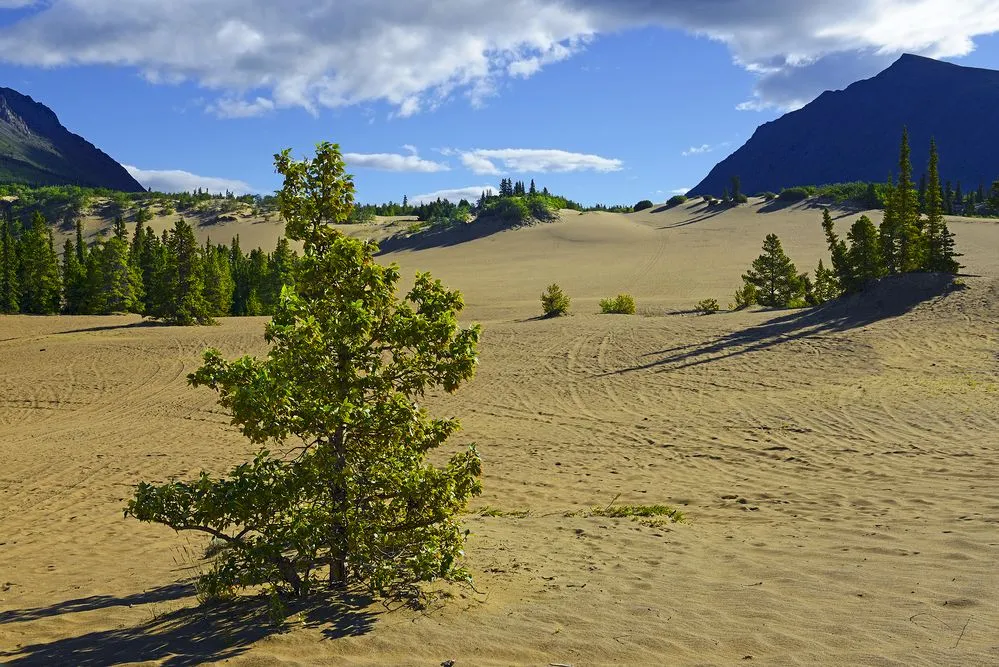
474,506,531,518
590,504,684,522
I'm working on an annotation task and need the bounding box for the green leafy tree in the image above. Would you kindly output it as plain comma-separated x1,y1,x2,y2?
741,233,803,307
846,215,885,286
127,141,482,599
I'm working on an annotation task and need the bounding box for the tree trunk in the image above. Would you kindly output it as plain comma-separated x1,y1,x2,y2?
329,425,348,589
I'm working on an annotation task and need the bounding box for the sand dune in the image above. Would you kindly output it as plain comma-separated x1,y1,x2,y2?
3,199,998,665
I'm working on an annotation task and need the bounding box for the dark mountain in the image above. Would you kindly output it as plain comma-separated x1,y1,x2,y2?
0,87,145,192
689,54,999,197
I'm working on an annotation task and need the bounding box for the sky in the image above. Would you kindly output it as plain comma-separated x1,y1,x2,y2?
1,1,998,206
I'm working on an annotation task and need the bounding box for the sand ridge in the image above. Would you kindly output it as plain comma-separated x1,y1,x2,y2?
2,199,998,665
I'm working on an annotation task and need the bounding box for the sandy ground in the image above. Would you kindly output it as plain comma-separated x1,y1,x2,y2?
2,199,998,665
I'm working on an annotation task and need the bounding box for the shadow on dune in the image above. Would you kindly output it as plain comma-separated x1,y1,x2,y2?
657,202,731,229
375,216,535,255
53,319,163,335
0,585,376,666
603,273,957,376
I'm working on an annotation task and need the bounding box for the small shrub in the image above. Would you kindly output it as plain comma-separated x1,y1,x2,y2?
599,294,636,315
695,298,720,315
732,282,757,310
759,192,777,201
405,222,426,235
666,195,687,208
777,187,812,203
633,199,654,212
541,283,571,317
590,504,684,522
733,193,749,204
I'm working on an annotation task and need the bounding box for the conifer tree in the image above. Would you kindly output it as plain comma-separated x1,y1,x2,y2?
148,218,212,324
201,241,235,316
98,235,143,314
741,233,803,307
894,127,923,272
128,141,482,598
846,215,885,286
921,141,961,273
61,238,87,314
18,213,61,314
810,260,840,304
821,207,852,290
529,179,537,195
266,237,296,309
0,211,19,313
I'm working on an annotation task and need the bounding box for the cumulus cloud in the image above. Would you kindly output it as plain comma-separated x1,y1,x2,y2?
344,151,449,173
458,148,622,174
409,186,496,205
0,1,997,114
123,165,256,194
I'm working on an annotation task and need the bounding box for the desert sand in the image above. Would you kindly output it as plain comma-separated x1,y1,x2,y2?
2,198,998,665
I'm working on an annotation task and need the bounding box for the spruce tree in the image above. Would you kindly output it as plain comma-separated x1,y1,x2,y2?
99,235,143,313
529,179,537,195
810,260,840,304
846,215,885,286
18,213,61,314
149,218,212,324
61,238,88,314
821,207,852,291
0,211,19,313
894,128,924,272
201,241,235,316
741,233,803,307
266,237,297,310
920,142,961,274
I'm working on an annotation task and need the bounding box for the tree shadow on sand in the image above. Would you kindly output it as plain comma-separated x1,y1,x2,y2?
0,584,377,666
601,273,957,376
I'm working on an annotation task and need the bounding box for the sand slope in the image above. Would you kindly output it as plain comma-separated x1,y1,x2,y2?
2,199,998,665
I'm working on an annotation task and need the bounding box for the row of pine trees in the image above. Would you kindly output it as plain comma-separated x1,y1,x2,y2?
0,213,297,324
739,129,961,309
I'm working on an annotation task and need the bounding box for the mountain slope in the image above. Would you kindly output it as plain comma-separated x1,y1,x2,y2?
689,54,999,196
0,87,145,192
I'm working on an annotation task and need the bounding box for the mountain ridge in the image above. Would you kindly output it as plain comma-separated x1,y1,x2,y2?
0,86,145,192
689,54,999,196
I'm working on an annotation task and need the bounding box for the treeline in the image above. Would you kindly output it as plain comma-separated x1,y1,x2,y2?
736,130,961,309
0,212,297,323
0,183,280,227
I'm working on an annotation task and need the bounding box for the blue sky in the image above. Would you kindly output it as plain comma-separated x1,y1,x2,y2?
1,1,998,205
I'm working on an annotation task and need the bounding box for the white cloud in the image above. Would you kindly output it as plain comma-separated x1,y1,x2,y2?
207,96,275,118
123,165,256,194
670,187,690,195
457,148,622,174
344,151,449,173
0,1,997,113
410,186,496,205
